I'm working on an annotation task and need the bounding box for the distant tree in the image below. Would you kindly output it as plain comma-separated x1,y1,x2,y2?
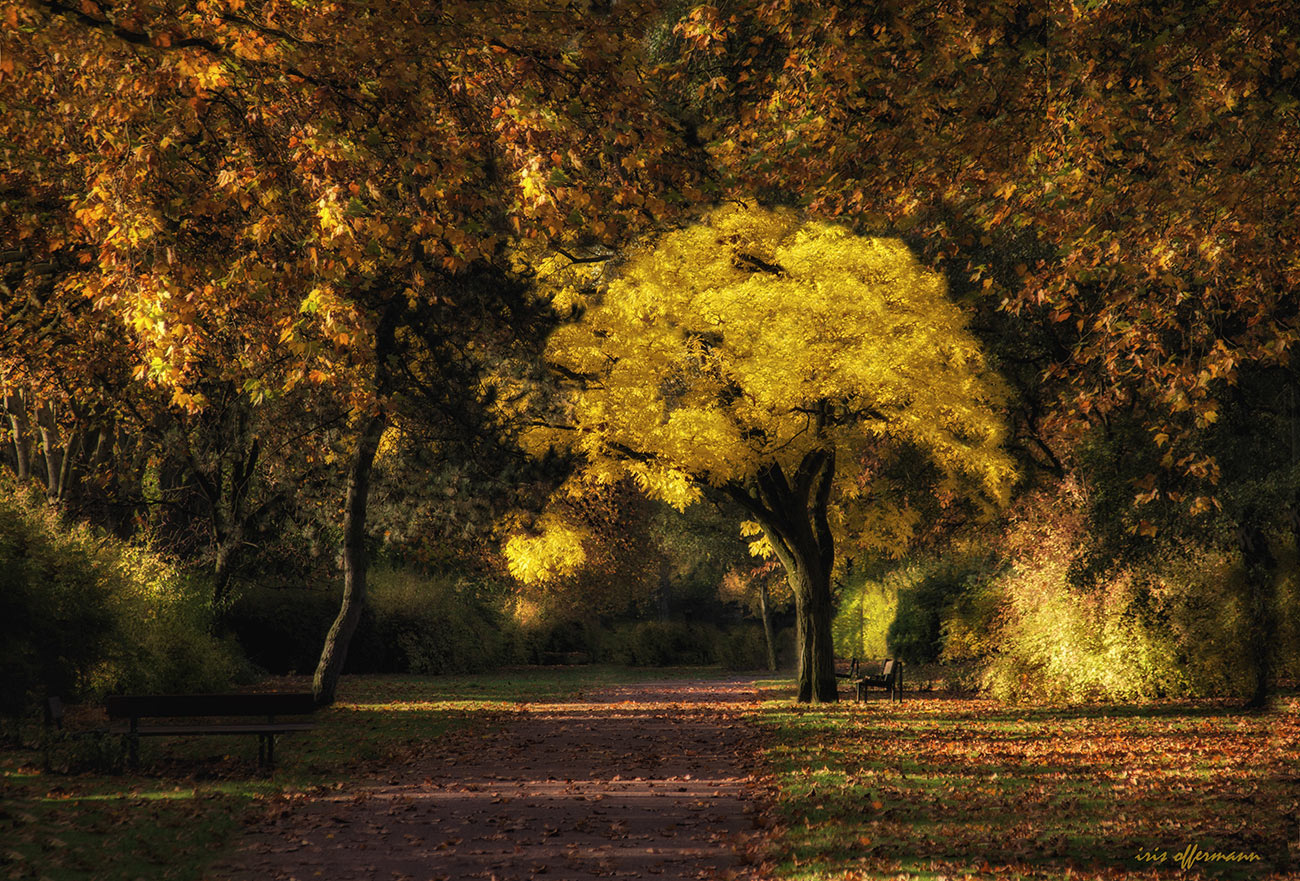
518,205,1014,702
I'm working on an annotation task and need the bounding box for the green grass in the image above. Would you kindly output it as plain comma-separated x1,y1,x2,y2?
0,665,716,881
751,679,1298,880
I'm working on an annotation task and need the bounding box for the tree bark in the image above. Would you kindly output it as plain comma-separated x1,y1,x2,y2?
35,401,63,501
4,391,31,482
313,301,401,707
312,409,387,706
726,449,839,703
1236,514,1276,710
789,554,837,701
758,578,777,672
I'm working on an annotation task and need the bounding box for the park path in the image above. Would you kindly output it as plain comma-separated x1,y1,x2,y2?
214,676,769,881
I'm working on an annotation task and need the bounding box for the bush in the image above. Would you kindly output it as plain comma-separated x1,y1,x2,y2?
834,555,992,664
716,624,771,671
229,567,508,676
0,481,245,718
606,620,718,666
369,568,506,675
226,587,340,674
973,483,1278,702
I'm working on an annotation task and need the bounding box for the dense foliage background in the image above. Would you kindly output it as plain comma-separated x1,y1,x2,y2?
4,0,1298,712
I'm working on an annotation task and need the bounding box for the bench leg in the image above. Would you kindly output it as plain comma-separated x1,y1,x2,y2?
127,735,139,770
257,734,275,771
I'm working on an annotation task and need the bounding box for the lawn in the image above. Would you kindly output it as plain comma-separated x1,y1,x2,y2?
751,681,1300,880
0,665,711,881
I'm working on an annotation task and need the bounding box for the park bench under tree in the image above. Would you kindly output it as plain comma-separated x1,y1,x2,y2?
104,692,318,769
852,659,904,703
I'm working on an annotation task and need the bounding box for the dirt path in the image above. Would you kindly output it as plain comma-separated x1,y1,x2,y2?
214,676,768,881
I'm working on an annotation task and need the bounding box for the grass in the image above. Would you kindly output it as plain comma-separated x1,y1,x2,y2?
750,679,1299,880
0,665,714,881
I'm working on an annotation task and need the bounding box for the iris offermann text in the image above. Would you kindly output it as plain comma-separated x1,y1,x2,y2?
1135,843,1262,870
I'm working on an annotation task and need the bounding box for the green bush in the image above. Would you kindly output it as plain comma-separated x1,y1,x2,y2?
369,568,505,675
0,481,245,718
606,620,718,666
229,568,508,676
834,555,992,664
226,586,340,674
716,624,771,671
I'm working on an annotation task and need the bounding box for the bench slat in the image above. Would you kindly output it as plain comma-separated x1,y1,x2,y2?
106,693,317,719
110,722,316,736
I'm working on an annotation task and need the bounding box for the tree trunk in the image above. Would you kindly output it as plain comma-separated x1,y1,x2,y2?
1236,515,1276,710
727,449,839,703
758,578,777,672
788,546,838,702
35,401,62,501
211,524,240,611
4,391,31,482
312,410,387,706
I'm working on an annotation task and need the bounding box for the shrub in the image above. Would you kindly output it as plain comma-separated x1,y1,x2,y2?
225,587,340,675
834,555,993,664
0,481,245,718
229,567,508,676
716,624,771,671
606,620,718,666
368,568,506,675
973,483,1277,702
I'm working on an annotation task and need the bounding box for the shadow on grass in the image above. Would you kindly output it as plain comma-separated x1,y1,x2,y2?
0,665,723,881
756,687,1297,880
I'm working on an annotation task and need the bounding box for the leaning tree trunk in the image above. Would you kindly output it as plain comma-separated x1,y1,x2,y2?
313,410,387,706
313,301,401,707
758,578,777,673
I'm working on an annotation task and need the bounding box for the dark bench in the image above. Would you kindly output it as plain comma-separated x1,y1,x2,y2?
854,658,903,703
105,693,317,769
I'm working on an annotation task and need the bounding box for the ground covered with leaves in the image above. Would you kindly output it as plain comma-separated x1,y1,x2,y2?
753,683,1300,880
0,667,721,881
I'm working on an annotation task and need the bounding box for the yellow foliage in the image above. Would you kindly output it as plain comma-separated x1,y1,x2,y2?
533,204,1015,556
502,513,590,585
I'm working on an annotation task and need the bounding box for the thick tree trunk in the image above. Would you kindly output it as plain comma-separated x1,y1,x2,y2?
758,578,777,672
313,410,387,706
1237,515,1276,709
790,557,838,702
727,448,839,703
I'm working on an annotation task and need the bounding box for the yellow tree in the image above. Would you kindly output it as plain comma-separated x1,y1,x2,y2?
524,205,1015,702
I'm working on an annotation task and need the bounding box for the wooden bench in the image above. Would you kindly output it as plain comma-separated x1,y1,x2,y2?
854,658,903,703
105,693,317,769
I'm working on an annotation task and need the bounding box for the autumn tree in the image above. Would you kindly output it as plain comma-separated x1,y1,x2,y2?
659,0,1300,705
518,205,1014,702
6,0,711,702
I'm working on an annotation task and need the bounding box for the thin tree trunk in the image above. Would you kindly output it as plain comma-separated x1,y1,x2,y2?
35,401,62,501
758,578,777,672
55,424,81,503
5,391,31,482
313,411,387,705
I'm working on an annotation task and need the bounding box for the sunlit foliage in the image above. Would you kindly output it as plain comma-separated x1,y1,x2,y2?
515,204,1015,700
